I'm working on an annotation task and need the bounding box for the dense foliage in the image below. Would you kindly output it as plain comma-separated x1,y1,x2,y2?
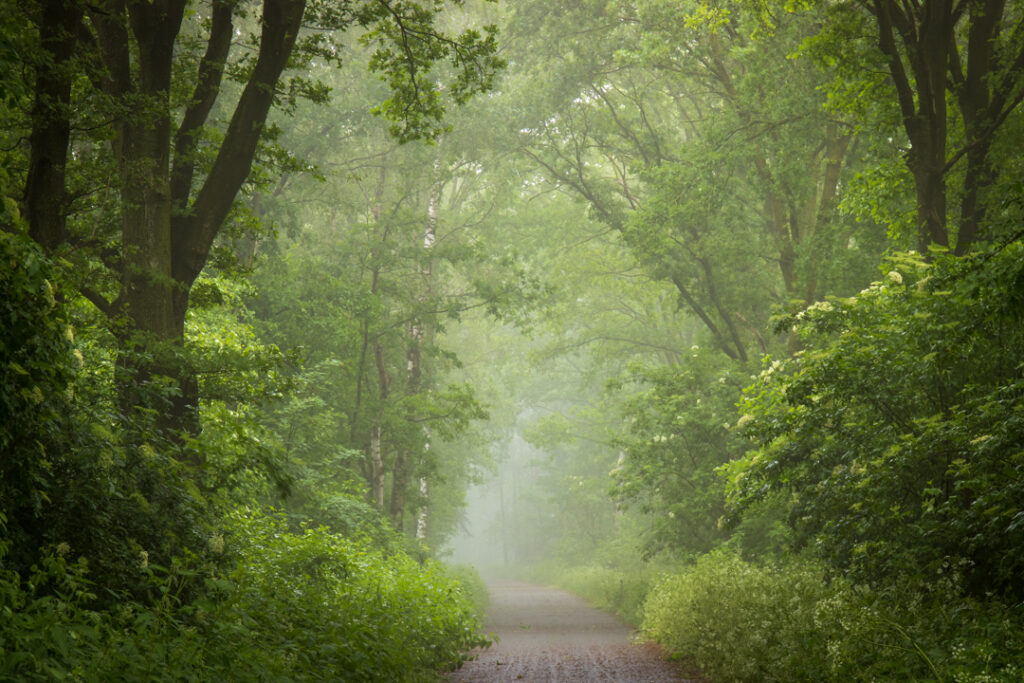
727,244,1024,599
642,550,1023,682
3,0,1024,679
0,509,487,681
2,0,500,678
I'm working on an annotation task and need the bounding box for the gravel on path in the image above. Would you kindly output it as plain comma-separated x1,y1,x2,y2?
448,580,704,682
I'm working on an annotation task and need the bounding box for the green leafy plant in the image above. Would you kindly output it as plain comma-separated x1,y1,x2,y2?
641,550,1024,682
725,243,1024,599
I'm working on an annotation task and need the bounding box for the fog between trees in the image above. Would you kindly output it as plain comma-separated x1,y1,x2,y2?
3,0,1024,680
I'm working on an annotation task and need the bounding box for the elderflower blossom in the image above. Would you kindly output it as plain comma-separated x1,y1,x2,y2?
806,300,834,314
208,534,225,555
886,270,903,284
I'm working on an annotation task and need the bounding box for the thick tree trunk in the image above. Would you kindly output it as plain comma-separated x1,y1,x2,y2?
952,0,1010,255
114,0,190,440
24,0,82,251
955,140,993,256
872,0,954,253
909,155,949,253
88,0,304,444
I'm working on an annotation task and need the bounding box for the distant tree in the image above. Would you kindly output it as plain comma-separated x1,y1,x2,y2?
504,0,881,361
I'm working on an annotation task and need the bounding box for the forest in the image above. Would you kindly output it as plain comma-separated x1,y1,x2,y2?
1,0,1023,680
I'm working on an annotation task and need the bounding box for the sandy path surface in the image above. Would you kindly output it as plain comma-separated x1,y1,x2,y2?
448,580,702,682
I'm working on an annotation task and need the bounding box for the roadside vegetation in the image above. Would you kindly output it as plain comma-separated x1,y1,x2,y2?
4,0,1024,680
443,1,1024,681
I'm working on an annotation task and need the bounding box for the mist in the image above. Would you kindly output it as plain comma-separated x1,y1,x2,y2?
4,0,1023,678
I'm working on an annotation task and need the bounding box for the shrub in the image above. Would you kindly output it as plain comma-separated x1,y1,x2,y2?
816,576,1024,682
0,508,491,682
445,563,490,619
641,550,838,681
726,245,1024,599
0,537,208,681
641,550,1024,682
199,509,490,681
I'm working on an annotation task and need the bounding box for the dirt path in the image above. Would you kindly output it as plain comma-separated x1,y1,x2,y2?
448,580,702,682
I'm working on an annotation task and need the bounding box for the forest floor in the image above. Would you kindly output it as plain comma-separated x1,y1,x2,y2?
448,580,705,682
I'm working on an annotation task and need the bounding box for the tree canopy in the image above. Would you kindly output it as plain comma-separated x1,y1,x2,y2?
3,0,1024,679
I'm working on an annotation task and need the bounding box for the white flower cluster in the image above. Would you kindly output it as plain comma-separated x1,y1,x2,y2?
796,300,835,321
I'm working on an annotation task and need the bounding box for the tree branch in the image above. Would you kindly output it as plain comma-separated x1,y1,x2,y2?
174,0,306,288
171,0,237,207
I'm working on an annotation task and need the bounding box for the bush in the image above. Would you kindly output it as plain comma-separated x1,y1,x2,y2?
199,509,490,681
0,537,209,681
642,550,839,681
0,509,491,682
817,576,1024,682
641,550,1024,682
0,231,211,602
445,563,490,619
726,245,1024,598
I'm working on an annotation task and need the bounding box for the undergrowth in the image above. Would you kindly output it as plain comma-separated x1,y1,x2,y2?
641,550,1024,682
0,509,490,682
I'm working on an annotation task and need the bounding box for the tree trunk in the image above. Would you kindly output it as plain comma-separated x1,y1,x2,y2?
872,0,953,253
24,0,82,251
804,125,851,303
952,0,1010,255
416,476,429,540
373,338,391,513
370,425,385,509
87,0,304,445
389,449,408,527
115,0,191,440
391,157,441,528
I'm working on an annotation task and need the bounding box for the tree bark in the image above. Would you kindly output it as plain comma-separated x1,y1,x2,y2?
391,158,440,528
80,0,306,443
24,0,83,251
370,425,386,509
951,0,1021,255
372,337,392,512
869,0,953,252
